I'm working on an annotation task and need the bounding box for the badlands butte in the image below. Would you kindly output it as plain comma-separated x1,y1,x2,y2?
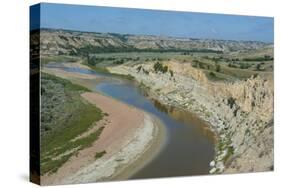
37,28,273,177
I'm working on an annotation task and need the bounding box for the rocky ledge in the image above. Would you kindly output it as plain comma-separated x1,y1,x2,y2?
108,61,274,174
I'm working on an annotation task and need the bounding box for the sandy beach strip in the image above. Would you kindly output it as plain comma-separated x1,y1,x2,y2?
41,64,166,185
41,91,165,185
42,66,97,80
42,66,107,90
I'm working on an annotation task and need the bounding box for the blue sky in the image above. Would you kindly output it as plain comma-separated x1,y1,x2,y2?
31,3,274,42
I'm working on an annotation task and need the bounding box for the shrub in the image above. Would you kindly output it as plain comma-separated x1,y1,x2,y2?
192,60,203,68
95,150,107,159
169,70,174,77
136,65,142,72
198,62,205,69
40,73,104,174
163,65,168,73
224,146,234,162
209,71,216,77
153,62,168,73
114,59,125,65
228,63,238,68
239,63,251,69
215,64,221,72
143,69,149,75
252,73,258,78
227,97,236,109
256,63,262,71
87,55,97,66
191,63,197,68
243,55,273,61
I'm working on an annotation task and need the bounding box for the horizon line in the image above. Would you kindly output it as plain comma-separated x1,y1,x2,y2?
33,27,273,44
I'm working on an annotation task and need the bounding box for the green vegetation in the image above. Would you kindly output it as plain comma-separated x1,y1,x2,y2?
217,137,234,163
114,74,135,80
209,71,216,78
192,60,205,69
215,64,221,72
242,55,273,62
256,63,263,71
84,50,272,82
84,59,136,80
205,71,230,81
113,59,125,64
153,62,168,73
239,62,251,69
142,69,150,75
227,63,238,68
227,97,236,109
42,40,272,83
95,151,107,159
78,49,273,84
83,60,110,74
40,73,104,175
74,44,223,56
41,29,273,84
41,55,79,64
86,55,142,68
224,146,235,162
169,70,174,77
136,65,142,72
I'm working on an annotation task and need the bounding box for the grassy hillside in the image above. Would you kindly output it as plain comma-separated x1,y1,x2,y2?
39,29,271,56
40,73,104,175
39,28,273,83
83,50,272,82
41,55,79,65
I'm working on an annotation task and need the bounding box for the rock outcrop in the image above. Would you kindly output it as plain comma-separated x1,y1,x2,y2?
108,61,274,174
39,29,271,56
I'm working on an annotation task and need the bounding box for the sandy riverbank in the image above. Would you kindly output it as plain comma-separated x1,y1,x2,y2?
42,66,97,80
41,66,166,185
42,66,105,89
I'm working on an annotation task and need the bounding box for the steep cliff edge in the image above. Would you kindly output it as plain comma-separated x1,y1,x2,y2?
108,61,274,173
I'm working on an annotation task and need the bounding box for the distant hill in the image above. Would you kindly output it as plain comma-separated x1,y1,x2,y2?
36,29,272,56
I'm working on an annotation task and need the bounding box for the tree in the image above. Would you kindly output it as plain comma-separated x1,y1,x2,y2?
215,64,221,72
209,71,216,77
87,54,97,66
169,70,174,77
136,66,142,73
153,62,168,73
163,66,168,73
256,63,262,71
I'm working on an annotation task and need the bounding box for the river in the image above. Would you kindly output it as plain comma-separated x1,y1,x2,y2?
46,63,216,179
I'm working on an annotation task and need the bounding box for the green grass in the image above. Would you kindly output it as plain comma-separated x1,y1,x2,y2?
82,60,110,73
114,73,135,80
40,73,104,175
223,146,235,163
216,136,234,163
83,59,135,81
78,49,272,83
41,55,79,65
83,52,215,67
192,51,273,81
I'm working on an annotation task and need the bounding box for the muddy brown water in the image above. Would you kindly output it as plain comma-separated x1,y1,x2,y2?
46,64,216,179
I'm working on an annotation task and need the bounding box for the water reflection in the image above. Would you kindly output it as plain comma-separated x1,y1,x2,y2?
152,99,215,143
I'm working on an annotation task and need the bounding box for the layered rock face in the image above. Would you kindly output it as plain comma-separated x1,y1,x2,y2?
39,29,270,56
108,61,274,173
